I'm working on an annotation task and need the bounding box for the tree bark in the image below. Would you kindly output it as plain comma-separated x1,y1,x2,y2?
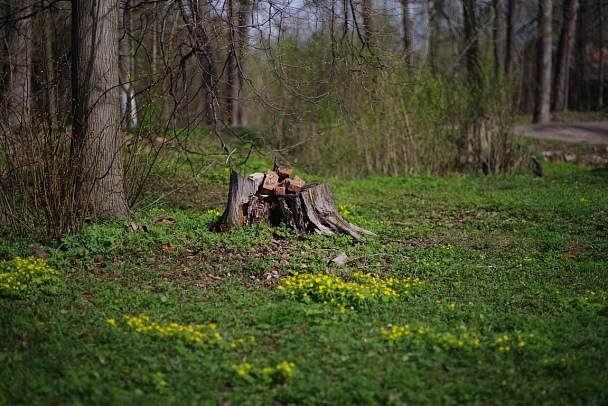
362,0,374,47
119,1,138,130
226,0,241,126
179,0,217,126
599,0,605,111
400,0,412,64
462,0,479,83
2,0,34,129
493,0,506,72
553,0,580,112
71,0,131,218
573,1,588,110
533,0,552,124
505,0,518,81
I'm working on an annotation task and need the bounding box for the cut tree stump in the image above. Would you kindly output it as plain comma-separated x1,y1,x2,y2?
211,156,377,243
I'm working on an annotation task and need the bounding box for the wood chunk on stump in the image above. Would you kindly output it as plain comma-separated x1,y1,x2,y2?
287,175,305,194
260,170,279,194
276,166,293,181
274,184,286,196
211,158,377,243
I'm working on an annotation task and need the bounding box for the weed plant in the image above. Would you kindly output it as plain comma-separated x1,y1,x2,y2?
0,160,607,405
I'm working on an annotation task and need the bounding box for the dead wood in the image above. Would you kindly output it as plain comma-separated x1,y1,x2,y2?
211,158,377,243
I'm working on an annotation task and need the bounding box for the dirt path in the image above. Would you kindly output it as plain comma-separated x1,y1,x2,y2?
512,121,608,144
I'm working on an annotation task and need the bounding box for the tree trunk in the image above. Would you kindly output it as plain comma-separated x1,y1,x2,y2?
227,0,240,126
71,0,131,218
120,1,138,130
40,7,58,128
505,0,518,81
533,0,552,124
462,0,479,83
362,0,374,47
429,0,440,68
212,157,377,243
3,0,34,129
553,0,580,112
573,1,588,110
179,0,217,126
493,0,506,72
599,0,605,111
401,0,412,64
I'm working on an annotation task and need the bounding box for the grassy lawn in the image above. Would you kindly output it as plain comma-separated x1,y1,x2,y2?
1,156,607,405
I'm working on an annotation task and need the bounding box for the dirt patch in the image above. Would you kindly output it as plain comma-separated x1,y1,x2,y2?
513,121,608,145
512,121,608,166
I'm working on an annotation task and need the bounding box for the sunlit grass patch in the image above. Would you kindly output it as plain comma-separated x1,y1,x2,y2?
0,257,64,299
276,271,426,312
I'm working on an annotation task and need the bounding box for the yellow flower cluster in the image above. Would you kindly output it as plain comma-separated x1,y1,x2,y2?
542,354,577,364
494,333,533,352
584,289,607,302
232,360,296,381
277,272,426,311
337,204,370,225
0,257,61,299
381,323,481,350
337,204,360,217
110,314,223,344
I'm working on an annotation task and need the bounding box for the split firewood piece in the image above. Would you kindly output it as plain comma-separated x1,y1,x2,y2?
274,155,294,181
274,183,286,196
260,170,279,194
287,175,306,194
276,166,293,181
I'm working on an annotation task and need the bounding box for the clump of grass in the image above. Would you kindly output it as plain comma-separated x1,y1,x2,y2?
276,272,426,312
110,314,223,345
0,257,63,299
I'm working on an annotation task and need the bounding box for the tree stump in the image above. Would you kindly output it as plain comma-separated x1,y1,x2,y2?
211,157,377,243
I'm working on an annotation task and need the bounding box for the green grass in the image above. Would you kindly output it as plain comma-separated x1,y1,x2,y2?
1,160,607,405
